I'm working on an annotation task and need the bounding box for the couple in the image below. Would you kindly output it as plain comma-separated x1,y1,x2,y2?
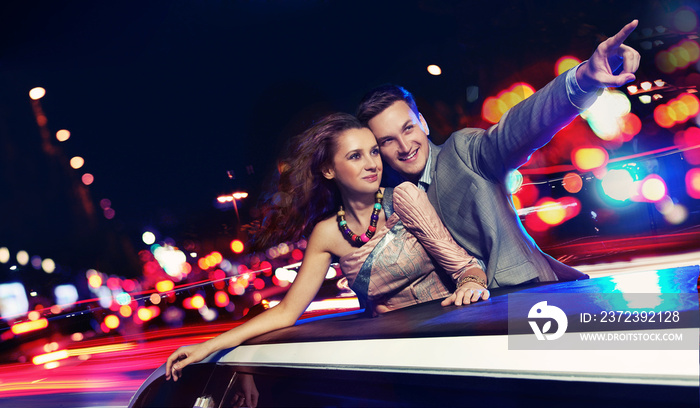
166,20,640,386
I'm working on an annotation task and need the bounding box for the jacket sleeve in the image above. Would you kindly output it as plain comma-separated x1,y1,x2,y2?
455,69,590,183
392,182,487,287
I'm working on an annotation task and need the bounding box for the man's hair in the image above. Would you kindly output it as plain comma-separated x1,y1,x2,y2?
356,84,419,126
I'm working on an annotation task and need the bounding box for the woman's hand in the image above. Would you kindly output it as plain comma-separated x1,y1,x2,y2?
441,281,490,306
165,342,213,382
232,373,259,408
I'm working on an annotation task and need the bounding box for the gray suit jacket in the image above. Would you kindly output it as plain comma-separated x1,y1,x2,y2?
425,72,589,288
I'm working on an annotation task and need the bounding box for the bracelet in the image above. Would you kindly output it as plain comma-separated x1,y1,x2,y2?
457,274,487,289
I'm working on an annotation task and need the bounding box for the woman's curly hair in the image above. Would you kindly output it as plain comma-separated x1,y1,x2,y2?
250,113,365,251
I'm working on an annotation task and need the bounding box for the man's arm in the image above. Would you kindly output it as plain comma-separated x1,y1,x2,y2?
456,21,641,182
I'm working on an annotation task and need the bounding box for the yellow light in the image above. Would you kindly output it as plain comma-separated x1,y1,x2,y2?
232,192,248,199
104,315,120,329
191,294,205,309
572,146,608,172
640,81,653,91
0,247,8,263
11,318,49,335
536,200,566,226
42,258,55,273
214,291,230,308
155,280,174,292
29,87,46,100
70,156,85,169
230,239,244,254
17,250,29,266
28,311,40,321
33,349,69,365
56,129,71,142
627,85,638,94
88,274,102,288
555,56,581,76
427,64,442,76
119,305,133,317
137,307,153,321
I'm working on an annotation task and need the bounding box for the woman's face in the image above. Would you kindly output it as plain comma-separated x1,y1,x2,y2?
324,127,383,195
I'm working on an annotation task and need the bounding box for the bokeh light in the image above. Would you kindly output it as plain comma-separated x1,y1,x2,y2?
639,175,667,202
686,168,700,199
150,293,161,304
482,82,535,124
82,173,94,185
673,7,698,32
87,273,102,289
214,291,230,308
41,258,55,273
119,305,133,317
142,231,156,245
104,315,120,330
656,38,700,74
620,113,642,142
655,93,700,128
230,239,244,254
191,294,205,309
16,250,29,266
562,173,583,194
581,89,631,141
535,199,566,226
56,129,71,142
572,146,609,172
505,169,523,194
155,280,174,293
601,169,634,201
555,56,581,76
137,307,153,322
69,156,84,169
427,64,442,75
104,208,115,219
29,87,46,100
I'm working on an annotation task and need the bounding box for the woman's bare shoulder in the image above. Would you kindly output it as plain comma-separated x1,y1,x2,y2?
308,216,344,251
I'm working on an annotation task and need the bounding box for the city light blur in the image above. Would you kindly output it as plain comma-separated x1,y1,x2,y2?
2,2,700,407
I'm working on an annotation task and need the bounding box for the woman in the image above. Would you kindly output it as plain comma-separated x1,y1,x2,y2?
165,113,488,384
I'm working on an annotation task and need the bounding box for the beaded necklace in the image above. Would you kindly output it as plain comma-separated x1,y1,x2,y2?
337,190,383,246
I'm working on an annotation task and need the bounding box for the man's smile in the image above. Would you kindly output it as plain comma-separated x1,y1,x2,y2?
399,149,418,162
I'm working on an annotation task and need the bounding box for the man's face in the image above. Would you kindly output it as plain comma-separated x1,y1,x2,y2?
367,101,430,183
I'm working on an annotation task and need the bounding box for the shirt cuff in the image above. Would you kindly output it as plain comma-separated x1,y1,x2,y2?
566,62,602,111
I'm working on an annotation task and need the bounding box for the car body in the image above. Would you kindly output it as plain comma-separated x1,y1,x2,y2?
128,265,700,407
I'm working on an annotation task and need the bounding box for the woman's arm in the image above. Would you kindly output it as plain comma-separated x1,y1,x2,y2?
392,182,489,306
165,225,333,382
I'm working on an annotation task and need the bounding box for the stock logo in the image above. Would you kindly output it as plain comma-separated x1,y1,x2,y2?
527,301,568,340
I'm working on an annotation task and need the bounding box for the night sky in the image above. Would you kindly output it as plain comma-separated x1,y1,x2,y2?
0,1,668,277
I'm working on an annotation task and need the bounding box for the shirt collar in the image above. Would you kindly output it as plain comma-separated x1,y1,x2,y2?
417,144,432,192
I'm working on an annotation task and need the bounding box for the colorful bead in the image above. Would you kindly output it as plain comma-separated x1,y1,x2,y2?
336,190,383,247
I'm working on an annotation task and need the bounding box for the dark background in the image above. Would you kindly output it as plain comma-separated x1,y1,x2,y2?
0,1,676,278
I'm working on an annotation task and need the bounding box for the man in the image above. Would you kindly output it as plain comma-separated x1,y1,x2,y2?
357,21,641,300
